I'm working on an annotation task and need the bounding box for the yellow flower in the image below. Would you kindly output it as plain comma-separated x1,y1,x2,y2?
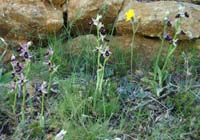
125,9,135,22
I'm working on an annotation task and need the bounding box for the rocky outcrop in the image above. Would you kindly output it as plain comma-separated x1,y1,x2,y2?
0,0,63,43
66,0,200,40
51,0,66,8
135,0,200,5
67,0,124,32
61,34,200,69
116,0,200,40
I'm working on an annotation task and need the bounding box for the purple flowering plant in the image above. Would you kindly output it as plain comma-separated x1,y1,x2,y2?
11,41,32,122
90,14,112,116
39,46,58,128
152,5,190,96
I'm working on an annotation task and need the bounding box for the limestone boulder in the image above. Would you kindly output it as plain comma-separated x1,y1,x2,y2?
0,0,63,42
44,0,67,9
61,34,200,69
67,0,124,32
116,0,200,40
51,0,66,8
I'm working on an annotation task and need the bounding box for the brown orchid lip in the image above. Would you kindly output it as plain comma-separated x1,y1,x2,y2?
175,13,180,18
184,12,189,17
104,38,110,42
24,52,29,59
15,65,22,73
100,27,106,35
180,30,186,35
44,52,49,56
105,51,110,57
165,19,172,27
163,33,172,41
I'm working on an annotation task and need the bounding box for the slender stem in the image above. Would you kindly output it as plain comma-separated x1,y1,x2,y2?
47,72,53,94
41,93,45,116
99,68,104,93
21,83,26,122
103,92,106,120
162,22,179,73
94,27,102,109
101,59,108,119
94,52,101,109
130,21,140,77
154,25,167,80
21,61,30,122
162,45,176,72
13,84,18,114
130,22,135,77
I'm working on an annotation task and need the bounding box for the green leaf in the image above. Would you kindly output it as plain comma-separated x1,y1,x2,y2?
0,71,12,85
0,49,7,61
39,115,45,128
0,69,2,80
157,66,163,86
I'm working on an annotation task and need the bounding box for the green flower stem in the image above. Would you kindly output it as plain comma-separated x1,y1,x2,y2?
161,18,180,73
94,65,103,109
154,25,167,81
162,44,176,72
94,28,102,109
41,93,45,116
102,59,108,120
21,61,30,122
130,21,140,77
131,22,135,76
47,72,54,94
12,84,18,114
40,93,45,129
21,83,26,122
102,92,106,120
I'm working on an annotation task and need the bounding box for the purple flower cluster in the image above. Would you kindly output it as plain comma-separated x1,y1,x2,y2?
43,47,57,72
175,5,190,19
163,32,178,47
175,11,189,19
11,41,32,93
17,42,32,60
163,6,189,47
90,14,112,59
164,17,172,27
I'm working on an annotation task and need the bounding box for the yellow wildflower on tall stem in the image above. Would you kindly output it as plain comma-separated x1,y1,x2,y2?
125,9,140,77
126,9,135,22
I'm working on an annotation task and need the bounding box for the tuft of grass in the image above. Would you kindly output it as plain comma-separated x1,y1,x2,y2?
46,73,123,140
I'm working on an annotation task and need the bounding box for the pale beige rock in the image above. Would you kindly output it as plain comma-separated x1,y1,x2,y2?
111,35,200,66
116,0,200,40
44,0,67,9
110,35,161,66
62,34,160,66
67,0,124,32
62,34,200,69
0,0,64,42
51,0,66,7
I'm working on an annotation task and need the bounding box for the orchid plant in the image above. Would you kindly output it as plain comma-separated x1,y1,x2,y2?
91,14,111,117
11,41,32,122
152,5,190,96
39,46,58,128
